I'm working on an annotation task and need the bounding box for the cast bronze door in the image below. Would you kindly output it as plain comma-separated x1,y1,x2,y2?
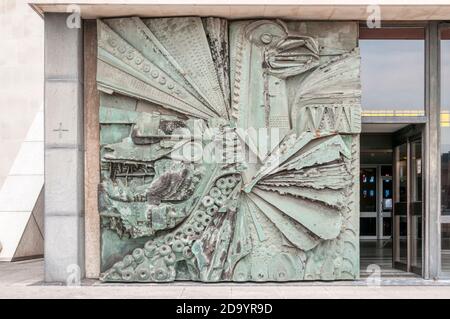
393,127,424,275
96,17,362,282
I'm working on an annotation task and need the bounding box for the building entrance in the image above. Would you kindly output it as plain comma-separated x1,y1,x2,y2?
360,124,424,277
393,126,424,275
360,165,393,240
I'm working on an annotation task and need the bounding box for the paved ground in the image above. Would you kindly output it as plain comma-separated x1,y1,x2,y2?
2,260,450,299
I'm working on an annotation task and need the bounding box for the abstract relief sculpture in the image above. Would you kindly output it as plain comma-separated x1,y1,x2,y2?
97,17,361,282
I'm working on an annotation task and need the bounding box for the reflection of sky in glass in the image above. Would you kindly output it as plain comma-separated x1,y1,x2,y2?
442,39,450,154
442,37,450,215
360,40,424,111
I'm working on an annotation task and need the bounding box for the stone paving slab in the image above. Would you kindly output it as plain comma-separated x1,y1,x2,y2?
2,260,450,299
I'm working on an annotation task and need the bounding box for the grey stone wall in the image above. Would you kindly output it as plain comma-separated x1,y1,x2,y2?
44,13,84,282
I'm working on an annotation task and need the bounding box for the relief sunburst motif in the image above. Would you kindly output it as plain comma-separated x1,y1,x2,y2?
96,17,361,282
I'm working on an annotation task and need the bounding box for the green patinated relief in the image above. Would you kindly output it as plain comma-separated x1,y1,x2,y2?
97,17,361,282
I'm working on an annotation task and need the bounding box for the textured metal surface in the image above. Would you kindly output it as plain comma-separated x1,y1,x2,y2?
97,17,361,282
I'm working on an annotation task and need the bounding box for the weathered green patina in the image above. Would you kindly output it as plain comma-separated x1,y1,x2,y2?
97,17,361,282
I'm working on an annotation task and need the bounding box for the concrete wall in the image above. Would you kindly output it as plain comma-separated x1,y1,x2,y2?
44,13,85,282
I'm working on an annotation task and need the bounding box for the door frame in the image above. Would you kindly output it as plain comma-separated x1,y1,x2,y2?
379,169,393,240
392,124,425,275
360,164,393,240
360,165,379,240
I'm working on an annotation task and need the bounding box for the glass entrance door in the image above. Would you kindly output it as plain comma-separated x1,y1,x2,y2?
410,139,423,274
360,165,393,240
393,143,409,271
393,132,424,275
360,167,378,239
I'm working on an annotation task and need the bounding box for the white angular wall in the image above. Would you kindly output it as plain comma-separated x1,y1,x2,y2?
0,0,44,261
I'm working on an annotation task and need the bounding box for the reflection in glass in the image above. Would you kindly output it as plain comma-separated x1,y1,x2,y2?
411,140,422,270
383,217,392,237
360,39,425,113
381,165,393,177
360,168,377,212
395,144,408,265
398,144,408,203
382,177,393,212
442,224,450,273
360,217,377,237
411,214,422,269
442,33,450,216
411,141,422,202
398,216,408,264
441,28,450,276
381,165,393,238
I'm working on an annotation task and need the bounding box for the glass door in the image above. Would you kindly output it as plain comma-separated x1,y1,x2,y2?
410,138,423,274
393,130,424,275
380,165,393,239
360,166,378,239
393,143,409,271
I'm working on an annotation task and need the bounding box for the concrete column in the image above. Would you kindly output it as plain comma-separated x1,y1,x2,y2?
425,22,441,279
44,13,84,282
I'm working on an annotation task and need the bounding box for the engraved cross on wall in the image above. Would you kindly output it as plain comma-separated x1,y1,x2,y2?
53,122,69,138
